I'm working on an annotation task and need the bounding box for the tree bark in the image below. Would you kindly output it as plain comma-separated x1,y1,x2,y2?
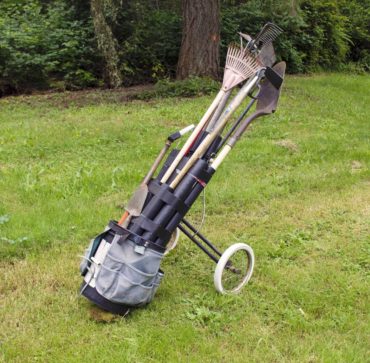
90,0,122,88
176,0,220,80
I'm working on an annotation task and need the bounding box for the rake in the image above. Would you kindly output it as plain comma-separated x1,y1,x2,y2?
240,22,283,54
211,62,286,172
160,44,259,185
204,26,283,141
168,49,264,189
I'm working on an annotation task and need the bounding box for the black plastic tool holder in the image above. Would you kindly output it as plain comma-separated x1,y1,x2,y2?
127,150,215,249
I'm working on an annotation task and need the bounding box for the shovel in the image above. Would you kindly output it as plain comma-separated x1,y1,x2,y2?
169,64,264,190
160,44,261,185
210,61,286,171
118,124,194,226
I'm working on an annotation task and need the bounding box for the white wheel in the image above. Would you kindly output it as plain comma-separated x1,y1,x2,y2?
214,243,255,294
164,228,180,255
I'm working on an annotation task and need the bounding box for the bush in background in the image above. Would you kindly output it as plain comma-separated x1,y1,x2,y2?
0,0,368,95
113,2,181,85
0,0,99,95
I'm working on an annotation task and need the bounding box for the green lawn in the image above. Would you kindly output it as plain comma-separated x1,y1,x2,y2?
0,74,369,362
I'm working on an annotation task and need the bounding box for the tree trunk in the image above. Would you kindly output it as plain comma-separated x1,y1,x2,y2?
90,0,122,88
176,0,220,80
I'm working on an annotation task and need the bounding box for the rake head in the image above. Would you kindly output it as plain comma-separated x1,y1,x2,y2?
253,22,283,50
222,45,262,91
239,22,282,68
240,22,282,53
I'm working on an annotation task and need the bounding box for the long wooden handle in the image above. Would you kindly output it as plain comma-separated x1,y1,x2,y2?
142,141,171,185
169,75,260,189
160,90,225,184
210,111,264,171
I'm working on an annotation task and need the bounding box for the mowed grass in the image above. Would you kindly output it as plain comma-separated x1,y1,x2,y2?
0,74,369,362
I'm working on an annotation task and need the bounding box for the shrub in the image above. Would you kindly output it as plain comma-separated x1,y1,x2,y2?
0,0,368,95
221,0,357,73
300,0,350,71
113,3,181,85
0,0,99,95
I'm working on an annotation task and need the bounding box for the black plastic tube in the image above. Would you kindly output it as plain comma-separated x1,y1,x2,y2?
128,152,189,236
141,159,209,243
203,135,222,160
128,182,172,236
154,166,215,246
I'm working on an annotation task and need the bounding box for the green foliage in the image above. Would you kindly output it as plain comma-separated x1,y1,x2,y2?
300,0,350,71
221,0,365,73
183,294,222,328
114,3,181,85
339,0,370,71
0,0,369,94
0,0,99,94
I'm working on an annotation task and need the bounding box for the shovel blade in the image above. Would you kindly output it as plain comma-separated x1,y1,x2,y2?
257,43,276,68
125,184,148,217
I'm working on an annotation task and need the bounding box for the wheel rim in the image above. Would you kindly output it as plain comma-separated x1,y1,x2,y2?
214,243,254,294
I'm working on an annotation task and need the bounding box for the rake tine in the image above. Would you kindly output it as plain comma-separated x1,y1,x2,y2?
169,51,264,190
222,45,261,91
161,44,260,185
252,22,283,49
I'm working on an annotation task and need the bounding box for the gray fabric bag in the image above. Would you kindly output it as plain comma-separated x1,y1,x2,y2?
93,236,164,307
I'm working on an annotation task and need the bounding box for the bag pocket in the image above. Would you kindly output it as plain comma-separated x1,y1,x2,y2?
150,270,164,300
101,252,157,286
96,260,163,306
95,238,164,306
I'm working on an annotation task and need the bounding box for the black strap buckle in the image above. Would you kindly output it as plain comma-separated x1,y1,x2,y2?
265,67,283,89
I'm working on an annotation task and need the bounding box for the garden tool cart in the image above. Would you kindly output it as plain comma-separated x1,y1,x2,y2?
80,23,286,315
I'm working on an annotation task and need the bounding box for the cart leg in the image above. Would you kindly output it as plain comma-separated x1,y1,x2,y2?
178,223,219,263
181,218,223,256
